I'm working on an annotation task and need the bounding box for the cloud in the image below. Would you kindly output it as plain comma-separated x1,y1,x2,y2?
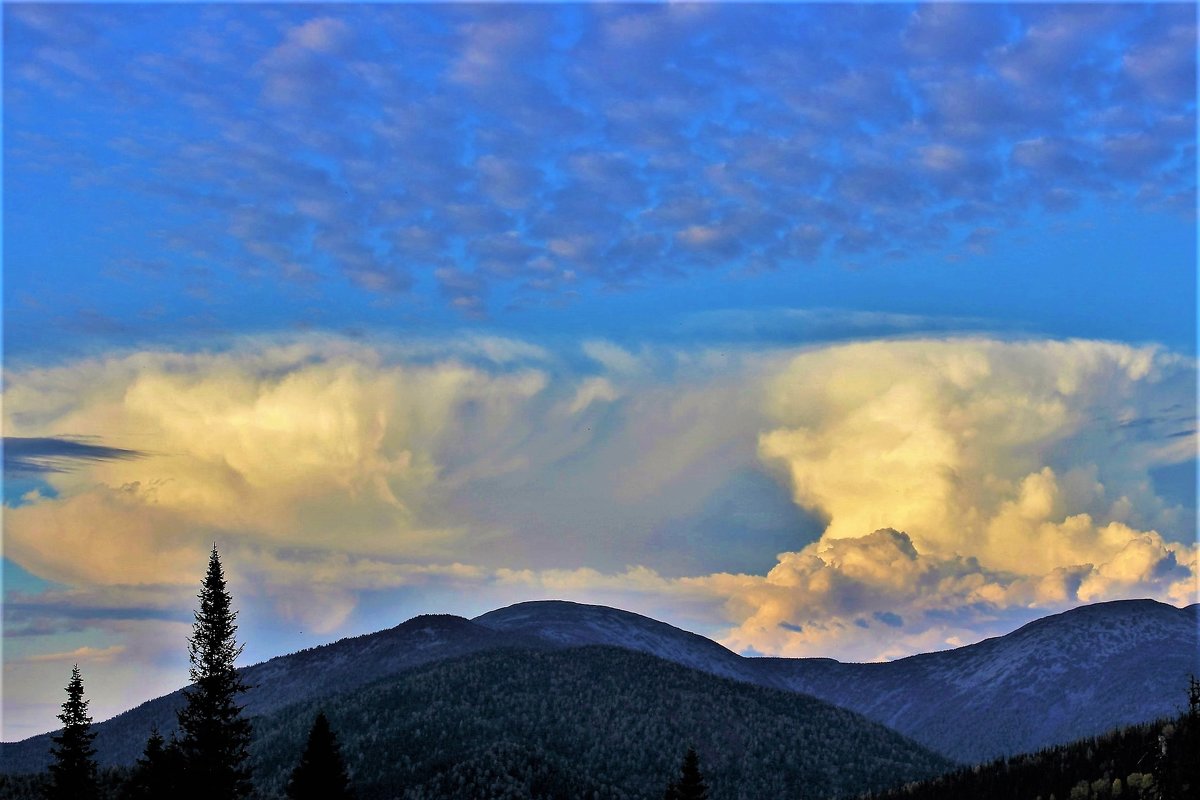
3,335,1195,738
758,338,1193,556
5,5,1193,323
4,336,1194,648
3,436,145,476
694,337,1198,657
24,645,126,664
705,525,1195,661
2,337,560,586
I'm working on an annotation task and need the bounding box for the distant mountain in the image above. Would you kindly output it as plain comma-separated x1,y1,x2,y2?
476,598,1199,763
752,599,1200,764
3,598,1194,774
474,600,758,684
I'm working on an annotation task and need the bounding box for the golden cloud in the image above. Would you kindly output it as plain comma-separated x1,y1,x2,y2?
758,338,1193,572
3,334,1195,665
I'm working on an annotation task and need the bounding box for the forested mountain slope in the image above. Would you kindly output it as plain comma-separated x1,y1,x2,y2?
4,599,1193,772
3,646,953,800
247,645,954,799
753,600,1199,763
1,614,549,773
476,599,1199,762
859,707,1197,800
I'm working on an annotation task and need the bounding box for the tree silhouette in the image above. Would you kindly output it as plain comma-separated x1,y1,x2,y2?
286,711,355,799
47,664,98,800
122,728,182,799
175,545,253,798
664,746,709,800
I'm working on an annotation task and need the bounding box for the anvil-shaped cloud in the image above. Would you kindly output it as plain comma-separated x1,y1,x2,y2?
4,333,1194,643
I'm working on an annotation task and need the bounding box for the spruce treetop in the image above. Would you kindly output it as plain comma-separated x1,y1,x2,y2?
48,664,98,800
176,544,254,798
188,543,245,683
56,664,93,730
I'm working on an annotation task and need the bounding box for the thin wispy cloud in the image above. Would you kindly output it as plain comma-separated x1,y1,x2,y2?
3,437,145,476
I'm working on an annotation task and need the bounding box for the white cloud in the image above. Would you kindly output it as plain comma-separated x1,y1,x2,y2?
3,334,1195,668
757,338,1192,561
3,339,556,585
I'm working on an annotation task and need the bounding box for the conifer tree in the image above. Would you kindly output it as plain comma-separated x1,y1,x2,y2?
286,711,355,800
665,746,709,800
122,728,181,799
175,545,253,799
46,664,99,800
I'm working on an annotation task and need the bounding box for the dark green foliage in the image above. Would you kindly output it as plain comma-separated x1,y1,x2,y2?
0,768,128,800
1153,677,1199,800
46,664,98,800
248,646,951,799
175,545,253,799
401,742,588,800
120,729,181,799
664,747,708,800
285,712,354,800
861,710,1197,800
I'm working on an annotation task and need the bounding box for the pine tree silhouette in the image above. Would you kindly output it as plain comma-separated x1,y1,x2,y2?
286,711,355,799
175,545,253,799
47,664,98,800
122,728,182,799
664,746,709,800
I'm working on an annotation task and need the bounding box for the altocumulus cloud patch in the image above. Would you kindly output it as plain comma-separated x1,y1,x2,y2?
3,3,1194,331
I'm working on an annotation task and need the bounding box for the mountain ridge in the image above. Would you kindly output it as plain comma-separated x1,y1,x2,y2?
2,597,1194,771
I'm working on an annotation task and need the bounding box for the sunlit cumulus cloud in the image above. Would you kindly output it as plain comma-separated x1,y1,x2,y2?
3,335,1195,670
3,337,555,590
725,339,1196,658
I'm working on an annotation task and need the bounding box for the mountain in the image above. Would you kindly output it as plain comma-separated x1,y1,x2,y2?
248,646,952,799
752,599,1200,764
473,600,758,684
1,645,953,799
860,706,1198,800
478,598,1199,763
3,598,1194,774
1,613,550,773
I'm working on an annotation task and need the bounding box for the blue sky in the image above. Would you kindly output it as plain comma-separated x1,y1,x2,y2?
4,3,1196,358
2,2,1196,740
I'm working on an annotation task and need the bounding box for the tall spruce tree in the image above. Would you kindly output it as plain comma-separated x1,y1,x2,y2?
175,545,253,799
46,664,99,800
286,711,355,800
664,746,709,800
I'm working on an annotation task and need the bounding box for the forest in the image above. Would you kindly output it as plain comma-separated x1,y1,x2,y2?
859,702,1197,800
2,547,1194,800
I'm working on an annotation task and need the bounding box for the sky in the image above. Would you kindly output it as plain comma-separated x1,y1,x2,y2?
2,2,1196,741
